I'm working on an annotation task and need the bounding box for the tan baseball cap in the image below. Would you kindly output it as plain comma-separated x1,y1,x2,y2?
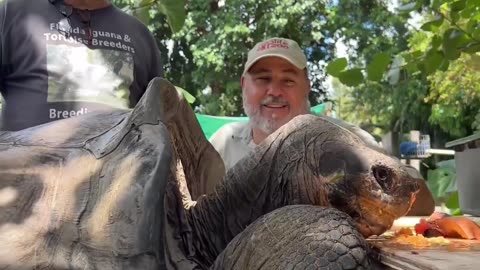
243,37,307,74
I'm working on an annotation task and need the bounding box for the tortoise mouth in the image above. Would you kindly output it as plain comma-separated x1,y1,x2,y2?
352,186,418,237
355,219,390,238
326,167,419,238
348,198,396,237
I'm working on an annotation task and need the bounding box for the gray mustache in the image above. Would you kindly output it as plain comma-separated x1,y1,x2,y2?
261,96,288,106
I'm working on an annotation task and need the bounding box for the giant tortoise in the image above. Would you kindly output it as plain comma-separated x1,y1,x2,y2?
0,78,420,269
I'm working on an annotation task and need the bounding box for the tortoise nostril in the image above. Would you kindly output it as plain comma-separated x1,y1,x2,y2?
372,166,390,189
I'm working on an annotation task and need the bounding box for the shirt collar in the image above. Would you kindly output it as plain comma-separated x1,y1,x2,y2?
232,122,256,148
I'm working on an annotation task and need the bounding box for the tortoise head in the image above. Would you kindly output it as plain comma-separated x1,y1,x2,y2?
321,144,420,237
266,115,420,238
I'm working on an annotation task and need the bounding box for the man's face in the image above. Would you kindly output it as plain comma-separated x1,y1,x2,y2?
242,57,311,135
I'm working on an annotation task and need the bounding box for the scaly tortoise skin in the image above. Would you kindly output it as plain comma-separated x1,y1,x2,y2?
0,78,419,269
213,205,372,270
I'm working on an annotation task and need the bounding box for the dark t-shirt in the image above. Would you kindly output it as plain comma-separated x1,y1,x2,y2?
0,0,164,131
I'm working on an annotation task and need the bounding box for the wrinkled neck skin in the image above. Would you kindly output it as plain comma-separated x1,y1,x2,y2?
186,127,329,265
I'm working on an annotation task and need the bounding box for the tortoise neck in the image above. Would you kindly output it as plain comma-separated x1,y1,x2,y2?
186,144,285,265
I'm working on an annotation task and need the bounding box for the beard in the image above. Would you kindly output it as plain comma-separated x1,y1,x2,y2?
243,93,310,135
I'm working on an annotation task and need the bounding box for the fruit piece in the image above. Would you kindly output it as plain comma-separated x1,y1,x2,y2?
414,211,480,239
423,228,443,237
428,212,450,221
431,217,480,240
414,218,432,235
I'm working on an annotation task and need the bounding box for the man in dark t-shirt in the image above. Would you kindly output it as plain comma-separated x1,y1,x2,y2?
0,0,165,131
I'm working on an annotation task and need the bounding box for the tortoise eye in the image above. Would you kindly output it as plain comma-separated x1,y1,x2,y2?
372,165,391,190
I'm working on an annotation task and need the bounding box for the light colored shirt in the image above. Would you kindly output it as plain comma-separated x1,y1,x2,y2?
209,121,256,171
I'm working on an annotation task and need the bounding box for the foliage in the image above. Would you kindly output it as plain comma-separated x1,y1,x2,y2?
327,0,480,86
332,76,432,136
474,108,480,131
326,1,426,136
328,0,480,146
445,191,463,216
115,0,417,116
117,0,186,33
426,54,480,137
111,0,480,141
175,0,336,116
1,0,476,139
392,18,480,138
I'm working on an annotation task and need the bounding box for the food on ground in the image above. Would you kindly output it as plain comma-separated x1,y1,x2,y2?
414,212,480,240
388,225,450,248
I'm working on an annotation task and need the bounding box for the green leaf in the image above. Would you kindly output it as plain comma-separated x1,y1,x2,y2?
132,6,151,24
416,61,426,74
135,0,154,6
431,35,442,50
411,50,423,58
451,29,472,48
466,19,479,32
460,7,478,18
404,61,418,73
403,51,421,62
466,0,480,7
473,12,480,21
420,17,444,31
432,0,448,9
326,58,348,77
396,2,420,13
157,0,186,33
425,50,444,74
451,10,460,23
450,0,466,11
367,53,391,81
450,208,463,216
443,46,461,60
446,191,460,209
338,69,364,86
474,28,480,39
442,28,465,59
463,42,480,53
438,58,450,71
175,86,196,104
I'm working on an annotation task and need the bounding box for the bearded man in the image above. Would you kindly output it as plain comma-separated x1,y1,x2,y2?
209,37,312,170
209,37,435,216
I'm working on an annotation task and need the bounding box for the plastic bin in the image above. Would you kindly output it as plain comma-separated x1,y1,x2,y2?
446,133,480,216
400,134,431,158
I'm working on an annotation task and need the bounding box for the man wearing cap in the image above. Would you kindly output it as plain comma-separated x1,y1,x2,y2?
209,37,435,216
209,37,311,171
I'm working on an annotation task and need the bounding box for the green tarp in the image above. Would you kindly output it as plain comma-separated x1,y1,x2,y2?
196,103,332,139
